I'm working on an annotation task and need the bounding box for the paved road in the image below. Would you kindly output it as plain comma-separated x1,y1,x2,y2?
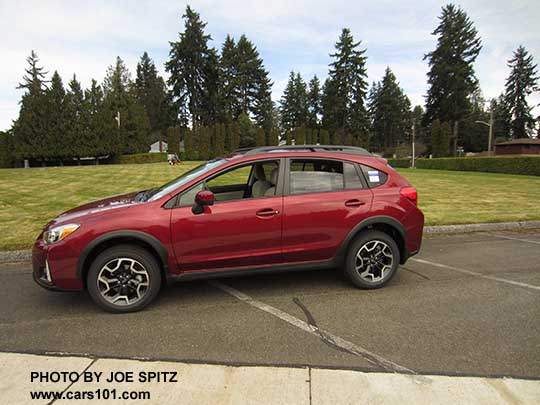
1,232,539,379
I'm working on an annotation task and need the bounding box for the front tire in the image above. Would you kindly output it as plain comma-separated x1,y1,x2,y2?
87,245,161,313
345,231,400,289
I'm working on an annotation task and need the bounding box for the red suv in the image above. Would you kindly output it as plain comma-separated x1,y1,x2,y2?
33,146,424,312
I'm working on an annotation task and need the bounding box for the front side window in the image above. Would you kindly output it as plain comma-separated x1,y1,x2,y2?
178,160,280,206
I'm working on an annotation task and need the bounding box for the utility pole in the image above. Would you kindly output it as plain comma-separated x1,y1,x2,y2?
411,122,416,168
115,111,121,129
488,107,494,153
475,108,494,154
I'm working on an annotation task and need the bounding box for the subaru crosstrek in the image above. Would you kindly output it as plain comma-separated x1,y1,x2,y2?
33,145,424,313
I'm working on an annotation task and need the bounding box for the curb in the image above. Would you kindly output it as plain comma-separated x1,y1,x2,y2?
424,220,540,234
1,221,540,264
0,250,32,263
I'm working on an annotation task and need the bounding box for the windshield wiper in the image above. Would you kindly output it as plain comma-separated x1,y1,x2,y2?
134,188,157,202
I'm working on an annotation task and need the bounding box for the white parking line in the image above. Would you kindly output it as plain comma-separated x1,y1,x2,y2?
208,281,429,383
493,234,540,245
411,258,540,291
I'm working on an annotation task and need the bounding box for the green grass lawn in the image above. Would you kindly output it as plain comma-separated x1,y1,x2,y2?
0,162,539,251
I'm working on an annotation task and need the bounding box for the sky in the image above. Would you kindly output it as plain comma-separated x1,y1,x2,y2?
1,0,539,131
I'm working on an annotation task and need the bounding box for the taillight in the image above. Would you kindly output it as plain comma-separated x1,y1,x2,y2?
400,187,418,206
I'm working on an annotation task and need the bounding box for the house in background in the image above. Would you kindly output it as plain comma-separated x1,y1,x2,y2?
494,138,540,155
149,140,167,153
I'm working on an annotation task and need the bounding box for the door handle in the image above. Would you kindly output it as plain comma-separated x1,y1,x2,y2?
256,208,279,218
344,199,366,208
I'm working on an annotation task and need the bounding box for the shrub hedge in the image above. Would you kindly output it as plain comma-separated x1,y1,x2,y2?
119,152,167,164
387,155,540,176
386,158,411,168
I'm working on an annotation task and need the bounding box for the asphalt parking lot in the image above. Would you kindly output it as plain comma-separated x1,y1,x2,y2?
1,231,539,380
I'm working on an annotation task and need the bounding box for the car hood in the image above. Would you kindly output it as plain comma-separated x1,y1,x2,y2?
48,192,141,228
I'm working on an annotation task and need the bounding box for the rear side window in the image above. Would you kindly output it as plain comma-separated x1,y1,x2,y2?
343,162,364,189
288,159,366,194
289,159,344,194
361,165,388,187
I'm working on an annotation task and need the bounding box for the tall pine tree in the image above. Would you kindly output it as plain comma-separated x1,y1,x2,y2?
368,67,411,152
323,28,369,146
103,56,150,155
45,71,67,161
13,50,49,162
307,75,322,128
503,46,539,138
135,52,174,142
166,6,212,128
423,4,482,154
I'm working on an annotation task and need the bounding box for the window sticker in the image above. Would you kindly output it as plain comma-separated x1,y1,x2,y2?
367,170,380,183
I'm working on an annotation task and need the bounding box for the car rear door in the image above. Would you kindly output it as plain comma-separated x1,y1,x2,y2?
282,157,373,263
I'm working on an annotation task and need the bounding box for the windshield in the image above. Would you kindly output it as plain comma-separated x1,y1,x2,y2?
147,159,227,201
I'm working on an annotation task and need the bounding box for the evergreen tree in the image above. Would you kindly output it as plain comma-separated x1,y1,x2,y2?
460,89,491,152
166,127,180,156
319,128,330,144
200,48,223,125
268,127,279,146
84,79,116,158
285,130,292,145
491,94,511,141
135,52,174,142
0,130,14,168
503,46,539,138
412,105,430,154
324,28,369,142
103,56,150,155
253,75,274,133
183,127,193,159
280,71,308,131
423,4,482,153
255,127,265,146
45,71,67,161
431,119,450,157
295,127,306,145
307,75,322,128
198,126,210,159
220,35,239,121
238,112,255,147
215,123,226,155
368,67,411,152
13,50,49,161
235,35,271,118
229,121,240,151
166,6,212,128
65,75,86,159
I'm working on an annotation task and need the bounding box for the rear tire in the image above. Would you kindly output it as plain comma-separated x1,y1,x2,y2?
344,230,400,289
87,245,161,313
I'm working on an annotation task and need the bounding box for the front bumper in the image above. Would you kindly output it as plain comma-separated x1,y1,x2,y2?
32,238,84,291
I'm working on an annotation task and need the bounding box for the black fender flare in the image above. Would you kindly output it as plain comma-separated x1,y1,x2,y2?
76,230,170,279
334,215,408,263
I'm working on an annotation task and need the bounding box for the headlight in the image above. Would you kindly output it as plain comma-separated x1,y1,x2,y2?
43,224,80,245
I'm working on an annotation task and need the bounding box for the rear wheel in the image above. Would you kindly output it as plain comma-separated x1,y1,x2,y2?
345,230,400,289
87,245,161,313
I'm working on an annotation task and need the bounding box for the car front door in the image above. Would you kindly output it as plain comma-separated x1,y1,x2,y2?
282,158,374,263
170,159,284,272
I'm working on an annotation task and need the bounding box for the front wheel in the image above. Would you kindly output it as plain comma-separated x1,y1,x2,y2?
87,245,161,313
344,231,400,289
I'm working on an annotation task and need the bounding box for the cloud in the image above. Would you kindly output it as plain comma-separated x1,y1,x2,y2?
1,0,539,130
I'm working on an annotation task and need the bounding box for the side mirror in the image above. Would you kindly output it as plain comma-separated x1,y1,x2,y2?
192,190,214,214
